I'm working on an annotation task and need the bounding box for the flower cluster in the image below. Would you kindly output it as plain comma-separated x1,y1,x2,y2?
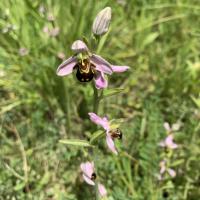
158,122,180,180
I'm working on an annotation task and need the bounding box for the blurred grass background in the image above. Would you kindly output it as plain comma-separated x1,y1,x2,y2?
0,0,200,199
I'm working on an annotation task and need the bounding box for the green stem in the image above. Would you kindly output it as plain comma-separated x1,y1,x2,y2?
92,84,100,200
93,83,99,114
66,83,71,134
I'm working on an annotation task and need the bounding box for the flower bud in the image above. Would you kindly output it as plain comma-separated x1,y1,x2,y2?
92,7,112,36
71,40,88,53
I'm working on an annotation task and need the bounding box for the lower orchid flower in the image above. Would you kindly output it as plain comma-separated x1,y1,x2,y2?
159,160,176,178
56,40,129,89
88,112,122,155
80,161,96,186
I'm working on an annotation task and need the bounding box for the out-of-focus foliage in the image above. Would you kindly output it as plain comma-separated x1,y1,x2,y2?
0,0,200,199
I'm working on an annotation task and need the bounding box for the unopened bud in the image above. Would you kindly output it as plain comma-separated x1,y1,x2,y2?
92,7,112,36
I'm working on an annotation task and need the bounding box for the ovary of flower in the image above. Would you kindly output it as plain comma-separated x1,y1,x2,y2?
56,40,129,89
159,134,178,149
88,112,119,155
80,161,96,186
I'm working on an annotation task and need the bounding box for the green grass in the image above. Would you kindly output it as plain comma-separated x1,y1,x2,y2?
0,0,200,199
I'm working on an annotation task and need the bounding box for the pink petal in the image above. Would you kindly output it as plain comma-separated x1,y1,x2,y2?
80,162,94,177
159,160,166,174
163,122,171,132
82,174,95,186
165,135,173,145
85,161,94,177
91,54,113,75
169,143,178,149
165,134,178,149
159,141,166,147
88,113,110,130
94,72,108,89
71,40,88,53
98,183,107,197
167,168,176,177
106,135,118,155
57,56,77,76
160,165,166,174
111,65,129,73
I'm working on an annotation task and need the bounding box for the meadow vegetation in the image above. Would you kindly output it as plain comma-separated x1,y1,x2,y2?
0,0,200,199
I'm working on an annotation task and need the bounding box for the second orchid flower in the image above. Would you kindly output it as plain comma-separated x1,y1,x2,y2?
88,112,122,155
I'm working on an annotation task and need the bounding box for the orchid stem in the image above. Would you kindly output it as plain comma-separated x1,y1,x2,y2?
92,84,100,200
93,83,99,114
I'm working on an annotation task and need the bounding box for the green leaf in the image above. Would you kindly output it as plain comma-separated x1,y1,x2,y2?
59,139,93,147
171,159,184,167
14,182,26,191
90,130,104,144
142,32,159,47
191,96,200,108
101,88,125,99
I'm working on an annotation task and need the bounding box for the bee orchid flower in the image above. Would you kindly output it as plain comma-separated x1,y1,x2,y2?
159,134,178,149
80,161,96,186
88,112,122,155
56,40,129,89
159,160,176,178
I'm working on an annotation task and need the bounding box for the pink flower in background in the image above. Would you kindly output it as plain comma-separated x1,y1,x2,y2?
88,112,122,155
159,160,176,178
57,40,129,89
80,161,96,185
159,134,178,149
98,183,107,198
43,26,60,37
47,13,55,21
38,5,45,15
19,48,29,56
57,52,65,60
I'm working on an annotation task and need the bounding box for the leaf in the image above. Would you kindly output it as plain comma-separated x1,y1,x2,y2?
14,182,26,191
171,159,184,167
59,139,93,147
0,101,22,115
101,88,125,99
191,96,200,108
90,130,104,144
142,32,159,47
